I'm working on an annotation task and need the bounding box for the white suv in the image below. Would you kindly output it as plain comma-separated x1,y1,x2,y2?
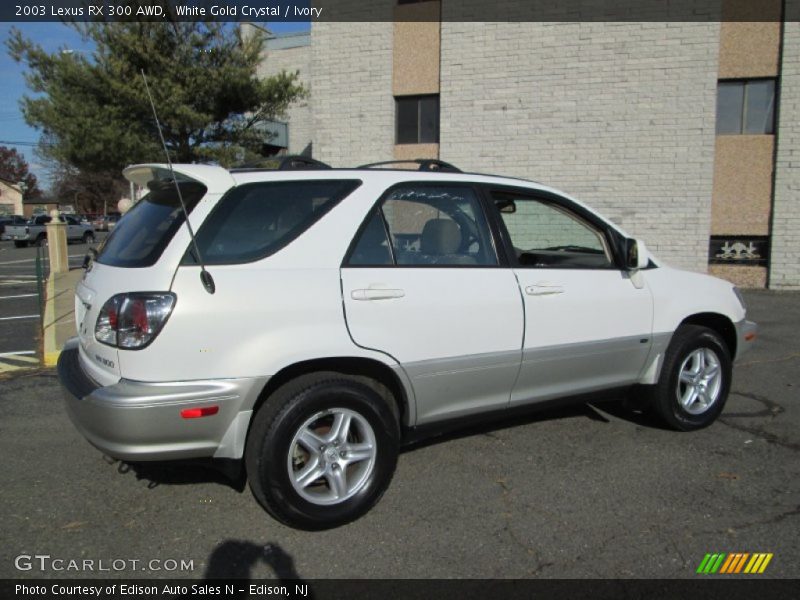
58,159,757,529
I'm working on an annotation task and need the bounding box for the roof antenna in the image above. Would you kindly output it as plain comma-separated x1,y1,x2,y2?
140,69,215,294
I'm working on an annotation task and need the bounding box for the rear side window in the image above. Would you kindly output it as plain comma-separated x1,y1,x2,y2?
184,180,361,265
346,184,498,267
96,179,207,268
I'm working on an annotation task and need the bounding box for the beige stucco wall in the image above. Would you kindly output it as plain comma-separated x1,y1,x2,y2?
711,136,774,235
393,143,439,161
393,3,441,96
719,0,781,78
718,22,781,79
709,264,767,289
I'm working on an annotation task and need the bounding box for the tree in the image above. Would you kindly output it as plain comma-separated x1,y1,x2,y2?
0,146,42,199
7,13,306,177
50,166,129,214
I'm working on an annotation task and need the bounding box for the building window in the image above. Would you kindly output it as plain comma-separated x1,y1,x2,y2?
716,79,775,135
396,95,439,144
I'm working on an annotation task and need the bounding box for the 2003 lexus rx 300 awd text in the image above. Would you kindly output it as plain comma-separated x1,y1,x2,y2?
58,159,757,529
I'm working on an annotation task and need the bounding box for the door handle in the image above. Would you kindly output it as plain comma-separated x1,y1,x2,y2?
525,283,565,296
351,288,405,301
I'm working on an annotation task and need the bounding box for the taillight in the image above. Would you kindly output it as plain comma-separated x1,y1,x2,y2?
95,293,176,349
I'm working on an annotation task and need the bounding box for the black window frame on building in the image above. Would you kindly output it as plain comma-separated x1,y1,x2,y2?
395,94,440,144
716,78,776,135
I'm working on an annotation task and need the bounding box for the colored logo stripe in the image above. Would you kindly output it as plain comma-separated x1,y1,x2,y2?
697,553,773,574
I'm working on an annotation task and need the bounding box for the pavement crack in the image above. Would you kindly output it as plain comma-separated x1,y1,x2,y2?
494,477,555,576
717,417,800,452
717,391,797,450
701,505,800,535
724,391,785,418
737,352,800,367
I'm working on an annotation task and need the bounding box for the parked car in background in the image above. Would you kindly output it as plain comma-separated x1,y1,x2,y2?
0,215,27,240
79,213,100,226
93,213,121,232
5,214,95,247
59,160,757,530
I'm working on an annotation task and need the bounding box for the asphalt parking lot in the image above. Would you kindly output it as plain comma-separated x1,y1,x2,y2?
0,289,797,580
0,239,98,373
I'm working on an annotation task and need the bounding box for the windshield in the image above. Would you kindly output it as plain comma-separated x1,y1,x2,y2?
96,178,207,268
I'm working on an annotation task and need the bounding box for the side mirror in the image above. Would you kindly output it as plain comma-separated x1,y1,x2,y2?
625,238,649,270
497,200,516,214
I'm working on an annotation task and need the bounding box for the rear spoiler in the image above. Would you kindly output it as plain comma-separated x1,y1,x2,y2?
123,164,236,196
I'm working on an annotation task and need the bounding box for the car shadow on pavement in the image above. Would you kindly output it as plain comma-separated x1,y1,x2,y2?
402,393,664,453
105,456,246,492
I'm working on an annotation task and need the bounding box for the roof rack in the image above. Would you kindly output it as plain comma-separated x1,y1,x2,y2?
357,159,461,173
230,155,332,172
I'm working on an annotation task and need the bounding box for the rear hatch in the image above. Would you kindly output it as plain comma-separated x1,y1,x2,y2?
76,164,234,384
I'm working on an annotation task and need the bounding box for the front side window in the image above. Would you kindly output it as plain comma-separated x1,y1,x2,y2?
186,180,361,265
347,184,497,266
492,192,613,269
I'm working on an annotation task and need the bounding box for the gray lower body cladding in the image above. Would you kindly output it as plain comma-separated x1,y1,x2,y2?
58,338,266,461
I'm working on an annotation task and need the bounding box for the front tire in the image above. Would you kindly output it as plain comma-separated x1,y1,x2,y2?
245,373,399,530
649,324,732,431
14,241,27,248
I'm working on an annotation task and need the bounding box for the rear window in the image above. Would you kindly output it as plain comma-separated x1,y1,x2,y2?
183,180,361,265
96,179,207,268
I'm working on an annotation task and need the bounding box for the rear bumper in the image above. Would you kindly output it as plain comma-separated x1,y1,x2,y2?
735,319,758,360
58,338,267,461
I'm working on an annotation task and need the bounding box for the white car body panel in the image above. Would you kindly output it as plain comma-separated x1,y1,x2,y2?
341,267,524,423
511,268,654,403
122,266,387,382
645,266,745,335
59,163,753,465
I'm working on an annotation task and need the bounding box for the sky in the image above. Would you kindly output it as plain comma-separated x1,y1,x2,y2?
0,21,308,190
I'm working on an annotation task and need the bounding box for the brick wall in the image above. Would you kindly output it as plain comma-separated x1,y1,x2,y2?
311,20,395,167
257,37,313,156
439,20,721,272
771,16,800,289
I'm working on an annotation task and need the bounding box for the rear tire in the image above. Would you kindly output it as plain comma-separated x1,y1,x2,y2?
13,241,27,248
36,235,47,247
83,232,95,244
245,372,399,530
648,324,732,431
